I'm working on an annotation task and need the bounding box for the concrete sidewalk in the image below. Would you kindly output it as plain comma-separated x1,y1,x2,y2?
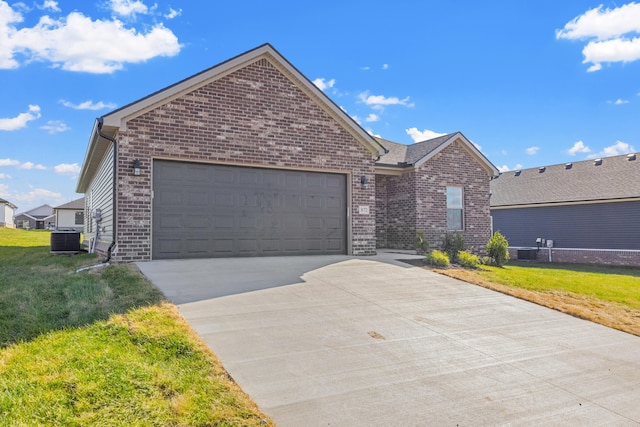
137,253,640,426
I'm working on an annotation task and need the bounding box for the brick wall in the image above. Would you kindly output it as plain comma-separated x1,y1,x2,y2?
416,141,492,254
112,57,376,262
376,141,491,254
375,140,492,254
376,173,416,249
509,247,640,267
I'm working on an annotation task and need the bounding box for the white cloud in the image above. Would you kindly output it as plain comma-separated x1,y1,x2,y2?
40,120,70,134
60,99,117,110
609,98,630,105
109,0,149,17
0,183,9,197
0,158,47,170
54,162,80,176
360,66,370,71
312,78,335,92
526,146,540,155
406,127,446,142
0,173,11,179
588,141,637,158
40,1,60,12
18,161,47,170
0,3,182,74
583,37,640,70
557,3,640,71
473,142,482,152
0,158,20,167
0,105,41,131
498,163,524,173
382,63,389,70
365,113,379,123
12,187,64,206
360,92,413,108
165,7,181,19
556,3,640,41
567,141,591,155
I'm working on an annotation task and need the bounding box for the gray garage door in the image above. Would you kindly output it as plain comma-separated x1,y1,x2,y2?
152,160,347,259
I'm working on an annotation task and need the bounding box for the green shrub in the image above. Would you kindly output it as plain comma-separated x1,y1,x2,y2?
457,250,480,268
486,231,510,267
415,230,430,254
478,256,493,266
426,250,450,267
442,232,465,262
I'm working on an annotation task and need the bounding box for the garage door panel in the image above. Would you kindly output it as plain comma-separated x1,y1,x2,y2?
185,215,209,229
215,168,235,184
326,195,342,209
153,160,347,259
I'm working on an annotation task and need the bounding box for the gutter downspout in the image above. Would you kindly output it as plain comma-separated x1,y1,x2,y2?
96,117,117,263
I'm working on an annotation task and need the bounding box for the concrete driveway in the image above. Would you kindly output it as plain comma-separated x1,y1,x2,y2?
137,252,640,426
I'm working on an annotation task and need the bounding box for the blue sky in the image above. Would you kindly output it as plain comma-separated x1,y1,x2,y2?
1,0,639,212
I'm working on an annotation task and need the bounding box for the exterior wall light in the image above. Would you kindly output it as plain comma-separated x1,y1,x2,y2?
133,159,141,176
360,175,369,189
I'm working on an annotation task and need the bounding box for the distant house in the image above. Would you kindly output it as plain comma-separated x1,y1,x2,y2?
0,198,17,228
54,197,85,232
15,204,55,230
490,153,640,266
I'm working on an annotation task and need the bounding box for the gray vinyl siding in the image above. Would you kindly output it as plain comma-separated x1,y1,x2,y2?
491,201,640,250
85,144,114,245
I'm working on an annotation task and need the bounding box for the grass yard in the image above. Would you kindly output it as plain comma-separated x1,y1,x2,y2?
438,261,640,337
0,228,273,426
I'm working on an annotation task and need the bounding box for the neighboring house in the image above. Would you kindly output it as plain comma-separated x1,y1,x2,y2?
490,153,640,266
76,43,497,262
15,204,55,230
0,198,17,228
53,197,85,231
375,133,498,252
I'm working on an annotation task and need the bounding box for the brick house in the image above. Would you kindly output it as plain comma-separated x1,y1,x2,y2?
76,44,498,262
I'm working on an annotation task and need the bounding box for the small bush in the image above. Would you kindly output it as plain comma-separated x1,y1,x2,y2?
415,230,429,254
426,250,450,267
457,250,480,268
486,231,510,267
478,256,493,266
442,232,465,262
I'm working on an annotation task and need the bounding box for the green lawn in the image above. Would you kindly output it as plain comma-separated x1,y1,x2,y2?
439,260,640,337
476,261,640,311
0,228,272,426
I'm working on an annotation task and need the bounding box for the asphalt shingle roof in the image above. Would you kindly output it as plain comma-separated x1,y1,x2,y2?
55,197,85,210
376,133,459,166
490,153,640,207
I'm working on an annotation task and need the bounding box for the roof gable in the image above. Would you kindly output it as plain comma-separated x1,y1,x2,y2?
102,43,384,153
376,132,498,176
0,198,17,210
24,204,54,216
491,153,640,207
77,43,385,192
